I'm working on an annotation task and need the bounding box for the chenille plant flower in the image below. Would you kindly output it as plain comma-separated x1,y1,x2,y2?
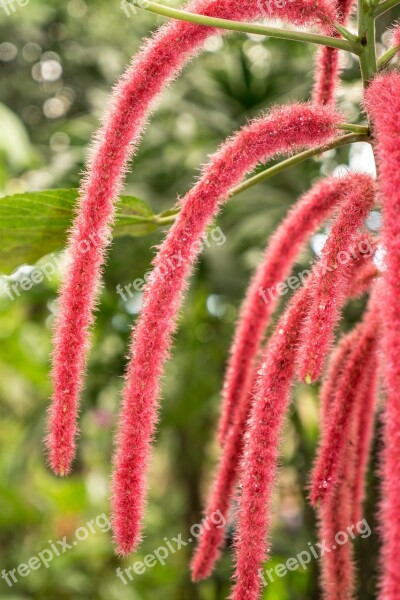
45,0,400,597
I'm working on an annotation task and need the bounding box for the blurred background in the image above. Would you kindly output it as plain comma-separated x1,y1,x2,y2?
0,1,398,598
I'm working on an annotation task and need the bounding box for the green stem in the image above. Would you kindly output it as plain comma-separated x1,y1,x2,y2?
230,134,369,198
152,135,369,222
338,123,369,134
377,45,400,69
333,22,360,44
375,0,400,16
135,0,361,54
358,0,377,85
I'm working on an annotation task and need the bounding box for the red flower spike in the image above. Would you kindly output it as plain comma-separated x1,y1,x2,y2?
218,174,357,447
298,174,375,383
320,326,363,424
350,343,379,525
319,448,357,600
312,0,356,106
46,0,336,476
346,259,378,299
230,286,311,600
111,103,341,556
365,72,400,599
309,302,379,507
229,229,377,600
320,248,377,421
191,174,363,581
318,291,380,599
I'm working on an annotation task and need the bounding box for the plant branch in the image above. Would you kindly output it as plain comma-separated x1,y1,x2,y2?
333,22,360,43
338,123,369,134
358,0,377,85
375,0,400,16
230,134,369,198
377,45,400,69
133,1,361,54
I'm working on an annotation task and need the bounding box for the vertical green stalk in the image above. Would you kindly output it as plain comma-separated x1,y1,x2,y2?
358,0,377,85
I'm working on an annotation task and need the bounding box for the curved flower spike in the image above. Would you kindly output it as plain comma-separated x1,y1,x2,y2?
111,103,341,556
231,285,310,600
298,174,375,383
320,254,377,422
319,326,362,424
230,229,376,600
365,72,400,599
318,286,380,600
191,174,361,581
46,0,336,476
218,174,357,447
312,0,355,106
309,298,379,506
350,341,379,525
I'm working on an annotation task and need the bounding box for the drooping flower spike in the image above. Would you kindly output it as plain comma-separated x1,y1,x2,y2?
350,336,379,525
309,292,379,507
230,194,376,600
298,174,375,383
191,173,366,582
318,285,380,600
46,0,337,476
111,103,342,555
365,72,400,599
319,325,362,423
231,284,311,600
312,0,355,106
218,174,358,447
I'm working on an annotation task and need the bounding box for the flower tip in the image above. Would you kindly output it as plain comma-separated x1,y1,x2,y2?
115,540,136,557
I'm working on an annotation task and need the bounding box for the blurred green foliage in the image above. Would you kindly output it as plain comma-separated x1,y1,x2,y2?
1,1,398,598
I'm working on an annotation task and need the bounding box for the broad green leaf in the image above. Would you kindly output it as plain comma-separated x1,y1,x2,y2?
0,189,175,274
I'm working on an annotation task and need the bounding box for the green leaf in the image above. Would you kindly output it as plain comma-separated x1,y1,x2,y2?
0,188,175,274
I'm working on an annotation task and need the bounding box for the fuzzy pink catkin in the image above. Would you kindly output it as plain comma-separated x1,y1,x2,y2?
318,294,379,600
190,175,362,581
365,72,400,599
230,285,310,600
111,104,341,556
298,174,375,383
218,174,357,447
309,306,378,507
350,339,379,525
229,230,377,600
46,0,337,476
319,434,356,600
317,327,360,600
319,326,362,423
320,254,377,422
312,0,355,106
